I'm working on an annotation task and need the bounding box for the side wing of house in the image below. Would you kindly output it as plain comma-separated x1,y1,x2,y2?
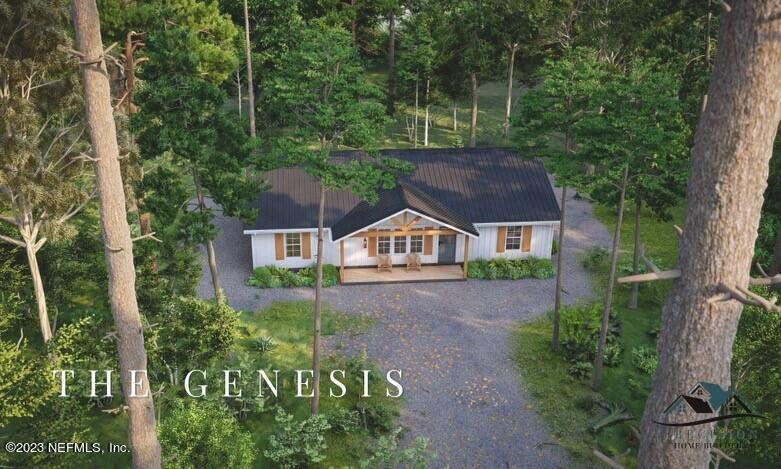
469,222,557,261
246,229,339,269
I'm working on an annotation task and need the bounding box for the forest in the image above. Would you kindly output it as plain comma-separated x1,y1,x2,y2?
1,0,781,468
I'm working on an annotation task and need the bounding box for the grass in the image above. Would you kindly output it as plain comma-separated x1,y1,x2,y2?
511,202,685,467
82,301,392,468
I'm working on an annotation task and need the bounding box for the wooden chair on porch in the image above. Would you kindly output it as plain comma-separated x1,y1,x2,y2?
377,254,393,273
406,253,421,272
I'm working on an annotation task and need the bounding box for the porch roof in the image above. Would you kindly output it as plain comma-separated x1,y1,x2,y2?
330,182,479,242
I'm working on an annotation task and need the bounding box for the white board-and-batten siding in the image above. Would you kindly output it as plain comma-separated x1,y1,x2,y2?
246,221,556,270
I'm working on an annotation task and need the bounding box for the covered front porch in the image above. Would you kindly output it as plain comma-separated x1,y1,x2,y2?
340,264,466,285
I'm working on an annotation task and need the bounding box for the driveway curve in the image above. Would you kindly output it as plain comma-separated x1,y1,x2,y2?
198,179,612,468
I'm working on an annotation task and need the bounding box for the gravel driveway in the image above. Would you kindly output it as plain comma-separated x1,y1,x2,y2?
198,180,612,468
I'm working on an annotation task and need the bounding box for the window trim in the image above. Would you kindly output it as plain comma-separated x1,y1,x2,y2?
409,235,424,254
377,235,391,255
285,232,302,258
505,226,523,251
393,236,407,254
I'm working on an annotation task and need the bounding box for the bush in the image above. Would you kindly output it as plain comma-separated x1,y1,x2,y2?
581,246,609,272
560,302,621,365
264,408,331,468
160,400,256,469
632,345,658,375
150,297,239,371
246,264,340,289
467,257,555,281
568,361,593,381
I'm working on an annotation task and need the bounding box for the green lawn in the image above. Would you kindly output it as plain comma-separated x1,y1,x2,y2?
512,203,685,467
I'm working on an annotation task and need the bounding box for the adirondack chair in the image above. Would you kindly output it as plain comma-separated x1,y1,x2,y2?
377,254,392,273
406,253,421,272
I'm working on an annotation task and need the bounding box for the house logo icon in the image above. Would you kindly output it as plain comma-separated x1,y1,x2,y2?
654,382,766,427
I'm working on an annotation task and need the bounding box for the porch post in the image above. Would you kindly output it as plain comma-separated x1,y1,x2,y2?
339,240,345,282
463,236,470,278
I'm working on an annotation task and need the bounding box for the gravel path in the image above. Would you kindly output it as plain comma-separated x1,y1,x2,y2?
198,179,612,468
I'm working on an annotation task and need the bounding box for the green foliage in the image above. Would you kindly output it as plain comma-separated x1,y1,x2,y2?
581,246,609,272
133,27,258,243
560,302,621,365
0,339,56,427
99,0,239,84
264,407,331,468
159,399,256,469
359,427,432,469
22,399,97,469
631,345,658,375
149,297,239,372
246,264,340,288
568,361,593,381
467,257,554,280
252,336,277,353
49,315,116,370
726,292,781,464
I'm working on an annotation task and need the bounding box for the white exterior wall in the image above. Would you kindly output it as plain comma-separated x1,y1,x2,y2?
246,220,557,269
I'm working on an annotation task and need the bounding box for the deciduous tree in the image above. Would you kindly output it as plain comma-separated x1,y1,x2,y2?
266,22,408,414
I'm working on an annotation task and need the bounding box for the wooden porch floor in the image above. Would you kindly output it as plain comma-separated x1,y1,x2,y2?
340,264,465,285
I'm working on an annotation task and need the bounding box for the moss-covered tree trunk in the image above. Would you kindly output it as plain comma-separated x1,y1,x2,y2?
639,3,781,466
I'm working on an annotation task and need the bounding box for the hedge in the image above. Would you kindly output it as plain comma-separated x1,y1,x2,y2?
467,257,554,280
246,264,340,288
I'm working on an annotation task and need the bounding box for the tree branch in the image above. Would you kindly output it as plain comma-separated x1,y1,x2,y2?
0,233,25,248
131,232,162,243
617,269,681,284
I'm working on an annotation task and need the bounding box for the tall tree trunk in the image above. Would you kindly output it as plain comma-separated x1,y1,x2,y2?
593,165,629,390
350,0,357,45
24,239,52,343
453,100,458,131
469,73,478,147
424,79,430,146
629,198,641,309
236,69,242,118
70,1,162,467
311,184,326,415
242,0,256,138
552,186,567,351
193,170,224,304
705,0,712,66
386,11,396,115
639,3,781,467
503,43,517,139
413,77,419,148
771,225,781,275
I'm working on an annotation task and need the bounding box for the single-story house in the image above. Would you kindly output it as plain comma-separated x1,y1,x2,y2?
244,147,561,283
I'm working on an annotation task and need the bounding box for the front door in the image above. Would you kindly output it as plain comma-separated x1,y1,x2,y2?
438,235,456,264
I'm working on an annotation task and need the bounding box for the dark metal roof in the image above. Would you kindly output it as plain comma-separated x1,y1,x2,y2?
245,147,561,232
330,182,480,241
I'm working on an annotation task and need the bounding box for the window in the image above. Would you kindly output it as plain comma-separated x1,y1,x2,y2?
505,226,523,250
410,235,423,253
378,236,391,254
394,236,407,254
285,233,301,257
